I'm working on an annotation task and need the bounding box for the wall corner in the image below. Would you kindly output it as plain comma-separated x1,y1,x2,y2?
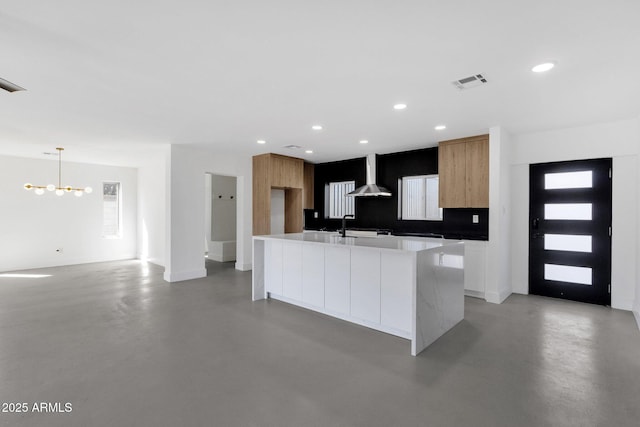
485,126,513,304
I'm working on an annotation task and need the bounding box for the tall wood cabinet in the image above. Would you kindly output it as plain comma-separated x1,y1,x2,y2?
253,153,314,235
303,162,315,209
438,134,489,208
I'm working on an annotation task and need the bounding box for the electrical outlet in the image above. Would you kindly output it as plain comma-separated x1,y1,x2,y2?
472,215,479,224
314,211,318,219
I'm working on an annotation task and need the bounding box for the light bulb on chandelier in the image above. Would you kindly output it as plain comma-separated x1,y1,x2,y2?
23,148,92,197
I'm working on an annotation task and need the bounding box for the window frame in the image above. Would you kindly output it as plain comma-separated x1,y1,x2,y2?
102,181,122,239
399,174,443,221
326,180,356,219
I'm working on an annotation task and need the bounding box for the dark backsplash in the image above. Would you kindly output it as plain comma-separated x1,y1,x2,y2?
305,147,489,240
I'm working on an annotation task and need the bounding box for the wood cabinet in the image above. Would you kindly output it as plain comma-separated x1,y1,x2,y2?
271,154,303,188
253,153,306,235
438,134,489,208
284,188,303,233
303,162,314,209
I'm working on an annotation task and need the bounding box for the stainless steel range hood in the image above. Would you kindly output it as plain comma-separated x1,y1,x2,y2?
346,154,392,197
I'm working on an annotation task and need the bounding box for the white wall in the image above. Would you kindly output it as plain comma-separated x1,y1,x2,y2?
211,174,237,242
137,147,168,266
510,118,640,311
0,155,137,272
636,116,640,328
164,145,252,282
486,126,513,303
270,189,285,235
205,173,212,253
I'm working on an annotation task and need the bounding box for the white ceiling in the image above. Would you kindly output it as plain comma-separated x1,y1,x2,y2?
1,0,639,167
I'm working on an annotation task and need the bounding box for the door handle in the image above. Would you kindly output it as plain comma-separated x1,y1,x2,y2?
532,218,542,239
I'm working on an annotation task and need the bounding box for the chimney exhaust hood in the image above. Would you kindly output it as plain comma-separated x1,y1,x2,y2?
346,154,392,197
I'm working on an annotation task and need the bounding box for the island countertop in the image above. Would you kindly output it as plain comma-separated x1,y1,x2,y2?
253,231,461,252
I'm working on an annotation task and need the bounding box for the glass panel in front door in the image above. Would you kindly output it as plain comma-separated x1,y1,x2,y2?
544,234,592,253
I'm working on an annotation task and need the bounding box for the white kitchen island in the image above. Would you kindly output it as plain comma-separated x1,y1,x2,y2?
252,232,465,356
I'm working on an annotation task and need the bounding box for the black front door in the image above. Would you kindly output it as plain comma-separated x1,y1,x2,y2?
529,158,612,305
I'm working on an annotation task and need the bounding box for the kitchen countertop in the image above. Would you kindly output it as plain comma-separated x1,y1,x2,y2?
303,228,488,241
254,231,462,252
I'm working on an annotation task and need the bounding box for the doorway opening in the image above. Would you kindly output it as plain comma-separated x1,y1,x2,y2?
205,173,237,276
529,158,612,305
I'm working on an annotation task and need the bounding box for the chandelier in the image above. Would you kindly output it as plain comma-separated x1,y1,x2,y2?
23,147,93,197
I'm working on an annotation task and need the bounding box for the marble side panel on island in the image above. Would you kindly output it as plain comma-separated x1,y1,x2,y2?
412,243,465,356
252,239,265,301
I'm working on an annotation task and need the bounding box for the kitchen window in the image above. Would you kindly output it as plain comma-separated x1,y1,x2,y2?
400,175,442,221
327,181,355,219
103,182,122,238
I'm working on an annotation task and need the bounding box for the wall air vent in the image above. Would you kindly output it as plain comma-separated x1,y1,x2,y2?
283,144,302,150
452,73,487,90
0,77,25,92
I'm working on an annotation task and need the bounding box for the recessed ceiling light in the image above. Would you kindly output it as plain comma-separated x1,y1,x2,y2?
393,104,407,110
305,150,313,154
359,140,369,144
532,62,555,73
311,125,323,130
0,77,25,92
257,140,266,144
434,125,446,130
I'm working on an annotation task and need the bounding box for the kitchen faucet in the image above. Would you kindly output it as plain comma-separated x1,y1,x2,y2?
341,214,355,237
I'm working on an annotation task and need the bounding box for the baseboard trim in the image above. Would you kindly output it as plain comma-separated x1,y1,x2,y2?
163,268,207,282
235,262,252,272
464,290,485,299
1,255,137,273
633,306,640,331
485,289,512,304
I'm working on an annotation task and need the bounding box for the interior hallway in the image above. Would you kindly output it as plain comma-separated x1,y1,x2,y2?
0,260,638,427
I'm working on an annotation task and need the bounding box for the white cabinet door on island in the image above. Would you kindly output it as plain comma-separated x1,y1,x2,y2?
253,232,465,356
264,240,283,295
302,244,324,308
324,246,350,316
350,249,381,324
282,242,303,300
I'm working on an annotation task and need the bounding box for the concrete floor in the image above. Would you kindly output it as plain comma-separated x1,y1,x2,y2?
0,260,639,427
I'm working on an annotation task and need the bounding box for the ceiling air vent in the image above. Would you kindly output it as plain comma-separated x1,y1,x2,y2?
283,144,302,150
452,73,487,90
